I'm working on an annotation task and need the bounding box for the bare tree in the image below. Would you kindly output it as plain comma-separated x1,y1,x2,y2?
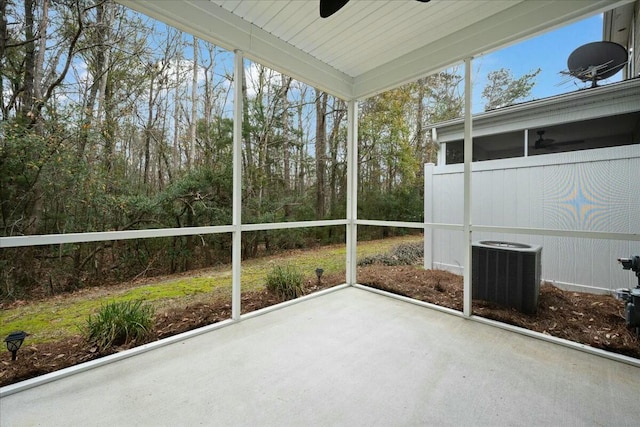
314,88,327,219
188,35,198,168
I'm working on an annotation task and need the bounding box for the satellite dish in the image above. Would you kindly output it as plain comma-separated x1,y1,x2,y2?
566,41,627,88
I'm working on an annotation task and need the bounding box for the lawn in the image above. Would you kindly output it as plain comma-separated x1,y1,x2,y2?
0,235,423,345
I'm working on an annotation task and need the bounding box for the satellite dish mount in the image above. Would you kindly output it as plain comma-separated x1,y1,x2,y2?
566,41,627,88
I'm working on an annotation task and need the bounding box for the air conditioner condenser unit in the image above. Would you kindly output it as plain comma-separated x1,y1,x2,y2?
472,241,542,314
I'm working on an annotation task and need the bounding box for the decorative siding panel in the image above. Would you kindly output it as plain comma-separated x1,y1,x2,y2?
425,145,640,293
635,1,640,76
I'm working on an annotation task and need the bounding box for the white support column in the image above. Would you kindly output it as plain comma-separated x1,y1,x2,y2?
463,58,473,317
346,100,359,285
524,129,529,157
232,51,243,320
432,128,444,166
424,163,435,270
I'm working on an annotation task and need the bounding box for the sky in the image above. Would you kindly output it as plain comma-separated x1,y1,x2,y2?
59,8,617,120
172,11,613,115
237,11,615,115
471,13,615,113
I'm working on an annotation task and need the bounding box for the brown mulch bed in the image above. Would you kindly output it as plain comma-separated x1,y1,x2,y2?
2,267,638,387
358,265,640,359
0,275,342,387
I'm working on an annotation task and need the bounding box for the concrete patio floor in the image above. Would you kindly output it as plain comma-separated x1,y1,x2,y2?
1,286,639,426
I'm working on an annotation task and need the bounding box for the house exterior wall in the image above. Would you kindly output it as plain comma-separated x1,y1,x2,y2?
634,0,640,76
424,145,640,294
435,78,640,143
434,78,640,165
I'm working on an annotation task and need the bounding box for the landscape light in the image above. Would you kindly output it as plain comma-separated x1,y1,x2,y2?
5,331,27,361
315,268,324,282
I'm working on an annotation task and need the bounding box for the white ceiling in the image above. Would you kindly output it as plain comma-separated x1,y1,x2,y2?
118,0,631,100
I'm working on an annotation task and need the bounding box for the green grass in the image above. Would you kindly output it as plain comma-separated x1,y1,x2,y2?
0,235,422,344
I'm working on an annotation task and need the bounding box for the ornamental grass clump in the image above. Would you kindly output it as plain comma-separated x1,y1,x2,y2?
265,264,305,301
84,300,155,351
389,242,424,264
358,242,424,266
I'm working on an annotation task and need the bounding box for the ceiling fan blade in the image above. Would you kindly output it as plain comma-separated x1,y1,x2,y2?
534,138,554,149
552,139,585,147
320,0,430,18
320,0,350,18
535,139,585,150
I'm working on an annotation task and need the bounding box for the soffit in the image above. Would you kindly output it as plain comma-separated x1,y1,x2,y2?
604,2,635,45
118,0,631,100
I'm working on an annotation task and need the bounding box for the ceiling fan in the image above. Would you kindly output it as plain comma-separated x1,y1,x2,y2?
534,131,554,149
320,0,431,18
534,130,585,150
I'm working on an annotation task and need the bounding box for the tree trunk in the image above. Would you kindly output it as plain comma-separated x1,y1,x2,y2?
415,78,425,168
295,86,307,196
21,0,36,118
0,0,7,119
314,89,327,219
281,75,292,193
144,76,154,186
203,44,215,166
329,98,345,217
173,49,181,172
0,0,7,63
23,0,46,235
241,64,253,195
33,0,48,106
189,36,198,168
102,78,116,172
96,0,112,121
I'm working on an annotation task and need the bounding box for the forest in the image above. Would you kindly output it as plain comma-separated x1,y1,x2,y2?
0,0,538,299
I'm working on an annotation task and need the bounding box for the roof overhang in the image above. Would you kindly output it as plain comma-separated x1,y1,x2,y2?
433,77,640,141
603,1,635,46
118,0,632,100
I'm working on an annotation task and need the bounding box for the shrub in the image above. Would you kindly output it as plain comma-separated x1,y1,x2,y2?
265,264,305,301
389,242,424,264
357,242,424,267
84,300,155,351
